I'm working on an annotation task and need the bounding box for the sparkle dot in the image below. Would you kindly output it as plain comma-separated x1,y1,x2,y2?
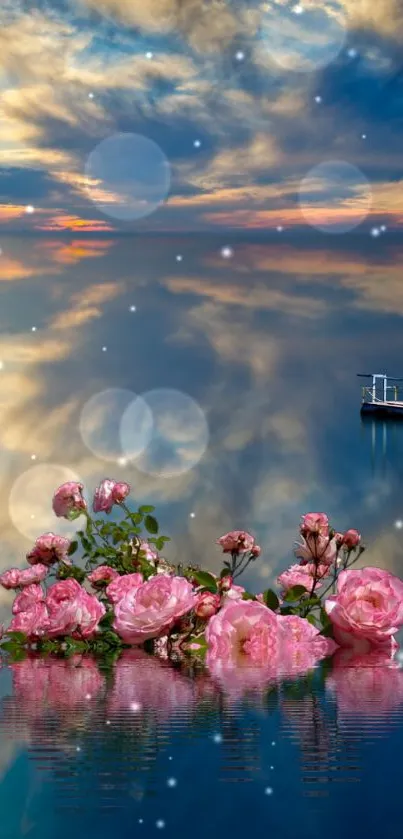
213,733,222,743
88,92,94,99
189,512,196,519
31,327,37,332
31,454,36,460
76,746,81,752
314,96,322,103
106,720,111,725
270,765,274,770
167,777,177,788
271,741,276,746
395,520,403,529
138,819,143,824
176,254,183,262
362,134,367,139
193,139,201,148
156,821,165,830
292,4,303,13
85,693,92,700
276,225,283,232
371,227,380,238
221,246,233,258
130,701,142,712
102,346,107,352
129,305,136,312
235,50,245,61
118,457,127,467
146,51,153,59
26,205,35,214
168,756,173,760
30,514,35,520
380,225,387,232
265,787,273,796
347,48,358,58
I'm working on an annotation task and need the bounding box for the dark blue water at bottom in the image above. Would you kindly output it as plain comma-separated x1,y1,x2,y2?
0,650,400,839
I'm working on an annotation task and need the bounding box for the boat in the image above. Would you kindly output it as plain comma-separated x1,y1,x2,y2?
358,373,403,418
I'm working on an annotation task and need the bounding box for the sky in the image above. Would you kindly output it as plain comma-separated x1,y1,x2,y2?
1,0,403,234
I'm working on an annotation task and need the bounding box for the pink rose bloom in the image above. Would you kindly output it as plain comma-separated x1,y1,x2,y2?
294,534,336,567
18,564,49,587
12,583,46,615
324,566,403,648
139,541,159,562
277,614,337,656
7,602,49,637
205,600,279,664
342,529,361,549
277,563,330,592
105,573,143,605
221,584,245,602
195,591,221,619
113,574,196,645
45,578,105,639
27,532,71,566
300,512,329,537
218,574,233,592
216,530,255,554
88,565,119,586
52,482,87,519
92,479,130,514
0,568,24,590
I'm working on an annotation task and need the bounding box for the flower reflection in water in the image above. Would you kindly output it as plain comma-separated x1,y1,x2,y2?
0,647,403,810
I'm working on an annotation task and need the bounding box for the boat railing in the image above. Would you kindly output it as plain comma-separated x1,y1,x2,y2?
362,385,402,404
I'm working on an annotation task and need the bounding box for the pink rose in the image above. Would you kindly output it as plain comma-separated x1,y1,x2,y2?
195,591,221,619
27,532,71,566
139,541,159,562
294,534,336,567
105,573,143,605
92,479,130,514
300,512,329,537
7,602,49,638
222,584,245,602
88,565,119,586
45,579,105,639
205,600,279,664
251,545,261,557
216,530,255,554
12,583,46,614
113,574,196,645
0,568,24,590
324,566,403,648
342,529,361,549
218,574,233,592
277,614,337,658
52,482,87,519
277,563,330,592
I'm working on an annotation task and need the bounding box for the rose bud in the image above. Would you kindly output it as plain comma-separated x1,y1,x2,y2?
219,574,233,592
342,529,361,549
194,591,221,620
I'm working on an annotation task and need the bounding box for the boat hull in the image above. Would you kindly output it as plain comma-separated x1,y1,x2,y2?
361,402,403,419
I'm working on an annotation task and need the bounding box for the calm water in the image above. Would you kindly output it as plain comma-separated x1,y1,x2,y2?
1,232,403,836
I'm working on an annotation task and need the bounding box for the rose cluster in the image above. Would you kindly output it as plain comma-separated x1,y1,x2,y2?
1,484,403,669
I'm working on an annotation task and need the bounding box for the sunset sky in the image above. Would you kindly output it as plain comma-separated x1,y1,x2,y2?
1,0,403,234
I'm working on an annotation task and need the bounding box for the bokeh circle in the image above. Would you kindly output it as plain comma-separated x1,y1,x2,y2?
260,1,346,73
299,160,373,233
120,389,209,478
84,132,171,221
80,388,153,462
9,464,86,541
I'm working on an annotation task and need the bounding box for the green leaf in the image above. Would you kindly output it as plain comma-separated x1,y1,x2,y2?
306,614,319,627
263,589,279,611
190,570,218,593
139,505,155,514
81,536,92,552
220,568,232,579
283,585,308,602
130,512,143,525
144,515,159,535
67,540,78,556
5,631,27,643
241,592,257,601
